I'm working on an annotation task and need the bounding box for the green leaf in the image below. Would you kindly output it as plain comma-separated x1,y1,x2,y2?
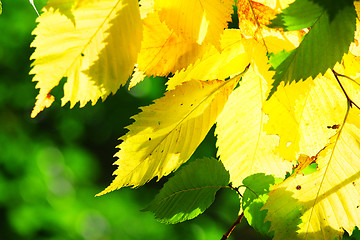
143,157,230,224
242,173,282,237
267,0,356,99
268,0,323,31
301,162,318,175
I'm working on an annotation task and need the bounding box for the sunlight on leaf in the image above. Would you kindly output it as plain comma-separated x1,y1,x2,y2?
237,0,276,38
263,72,347,161
166,29,249,90
26,0,360,237
216,65,291,187
155,0,233,48
268,0,356,98
97,76,242,195
264,106,360,240
215,38,295,187
136,11,205,77
242,173,282,237
129,67,146,90
30,0,142,117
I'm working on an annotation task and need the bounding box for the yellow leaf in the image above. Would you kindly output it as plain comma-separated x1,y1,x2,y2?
128,67,146,89
136,12,205,76
263,72,348,161
237,0,277,38
139,0,154,18
97,75,242,195
349,21,360,56
263,106,360,240
334,53,360,107
237,0,303,52
30,0,142,117
215,65,292,187
165,28,300,186
166,29,249,90
75,0,100,8
154,0,233,47
164,24,301,90
31,94,55,118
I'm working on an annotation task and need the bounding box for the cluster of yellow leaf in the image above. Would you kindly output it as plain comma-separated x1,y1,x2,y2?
30,0,142,117
263,10,360,240
30,0,360,239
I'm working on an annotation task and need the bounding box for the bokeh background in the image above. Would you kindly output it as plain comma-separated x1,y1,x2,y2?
3,1,360,240
0,0,269,239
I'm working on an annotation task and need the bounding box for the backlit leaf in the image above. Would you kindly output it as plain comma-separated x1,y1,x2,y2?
166,29,249,90
215,42,292,187
144,157,229,224
264,106,360,240
237,0,276,38
136,11,205,77
334,53,360,107
97,76,242,195
268,0,357,98
263,72,347,161
155,0,233,47
30,0,142,117
166,28,300,91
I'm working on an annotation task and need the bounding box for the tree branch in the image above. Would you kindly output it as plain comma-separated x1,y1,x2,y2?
221,212,244,240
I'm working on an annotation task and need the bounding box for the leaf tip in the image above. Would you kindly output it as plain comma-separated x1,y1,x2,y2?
31,93,55,118
266,84,278,100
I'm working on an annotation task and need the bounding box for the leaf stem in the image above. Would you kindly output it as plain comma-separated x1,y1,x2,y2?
221,212,244,240
228,183,243,197
239,184,261,199
247,0,269,53
332,69,360,110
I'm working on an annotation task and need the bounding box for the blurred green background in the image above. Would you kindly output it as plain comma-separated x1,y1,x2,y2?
2,1,360,240
0,0,269,239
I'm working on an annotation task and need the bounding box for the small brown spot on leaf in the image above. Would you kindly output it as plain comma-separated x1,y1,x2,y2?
81,52,85,57
353,182,356,186
296,185,301,190
327,124,340,129
149,138,151,141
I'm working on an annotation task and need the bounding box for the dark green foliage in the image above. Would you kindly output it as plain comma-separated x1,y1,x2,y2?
144,157,230,224
267,0,356,99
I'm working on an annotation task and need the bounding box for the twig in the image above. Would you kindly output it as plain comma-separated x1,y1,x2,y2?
228,183,243,197
221,212,244,240
332,69,360,110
